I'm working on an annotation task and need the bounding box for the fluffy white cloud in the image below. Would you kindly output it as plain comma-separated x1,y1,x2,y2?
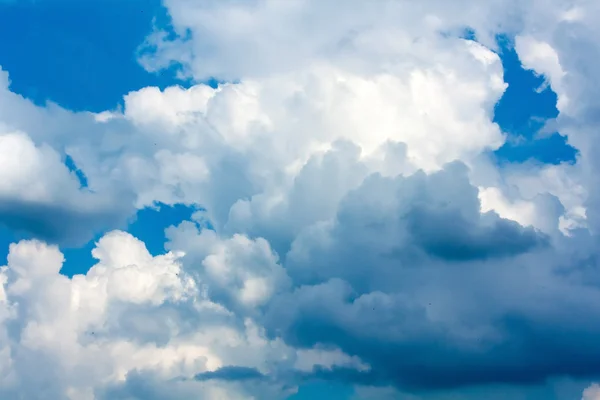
0,230,365,399
583,384,600,400
48,29,509,240
1,0,600,398
141,0,519,79
0,125,131,245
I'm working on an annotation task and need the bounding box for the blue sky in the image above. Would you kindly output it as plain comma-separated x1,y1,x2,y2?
492,39,578,165
0,0,178,111
0,1,594,399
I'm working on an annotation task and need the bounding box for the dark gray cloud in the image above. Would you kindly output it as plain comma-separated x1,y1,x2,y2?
258,162,600,391
407,207,546,261
0,195,133,247
0,195,134,247
97,370,292,400
285,162,546,290
194,366,265,382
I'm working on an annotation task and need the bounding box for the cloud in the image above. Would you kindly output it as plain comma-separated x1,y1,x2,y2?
140,0,518,80
353,378,590,400
194,366,265,382
583,384,600,400
263,162,597,389
1,0,600,398
0,230,365,399
0,128,132,246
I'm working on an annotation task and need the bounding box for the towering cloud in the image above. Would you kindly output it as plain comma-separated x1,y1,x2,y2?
0,0,600,399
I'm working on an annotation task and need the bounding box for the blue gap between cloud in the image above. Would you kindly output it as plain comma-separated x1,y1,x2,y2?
64,154,89,188
491,36,578,164
59,203,200,277
0,0,187,112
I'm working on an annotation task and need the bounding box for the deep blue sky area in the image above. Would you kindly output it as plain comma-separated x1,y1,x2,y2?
0,0,193,274
0,0,180,112
492,40,578,164
60,203,198,277
0,4,581,398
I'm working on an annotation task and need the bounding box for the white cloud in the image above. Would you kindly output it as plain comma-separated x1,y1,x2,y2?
515,36,567,109
0,126,131,245
166,225,290,311
142,0,519,80
1,0,600,398
46,31,510,238
0,230,365,399
294,347,370,373
583,384,600,400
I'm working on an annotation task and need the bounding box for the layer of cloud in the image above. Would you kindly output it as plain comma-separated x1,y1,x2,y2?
1,0,600,399
1,231,365,400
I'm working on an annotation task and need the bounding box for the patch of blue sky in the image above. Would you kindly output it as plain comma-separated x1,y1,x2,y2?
492,36,578,164
64,154,89,188
458,30,577,165
59,203,199,277
0,0,185,112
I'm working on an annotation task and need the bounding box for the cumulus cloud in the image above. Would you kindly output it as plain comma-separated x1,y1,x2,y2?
583,384,600,400
0,230,365,400
0,127,131,245
1,0,600,398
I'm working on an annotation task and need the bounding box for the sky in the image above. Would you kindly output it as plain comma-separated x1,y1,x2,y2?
0,1,598,399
